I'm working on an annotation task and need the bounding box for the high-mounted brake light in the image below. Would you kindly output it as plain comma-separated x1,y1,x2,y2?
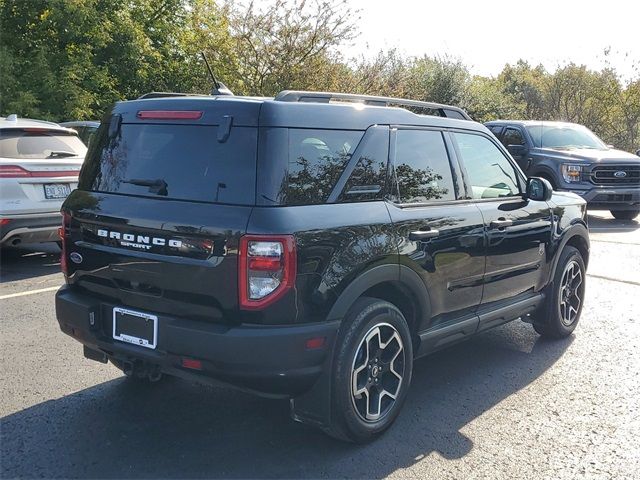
136,110,203,120
0,165,79,178
239,235,296,310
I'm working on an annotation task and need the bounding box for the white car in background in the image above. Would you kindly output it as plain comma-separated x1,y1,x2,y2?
0,115,87,247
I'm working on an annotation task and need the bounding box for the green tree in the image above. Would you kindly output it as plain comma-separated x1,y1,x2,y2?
223,0,357,95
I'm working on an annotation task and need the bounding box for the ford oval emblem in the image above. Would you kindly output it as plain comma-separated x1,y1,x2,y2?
69,252,83,264
614,170,627,178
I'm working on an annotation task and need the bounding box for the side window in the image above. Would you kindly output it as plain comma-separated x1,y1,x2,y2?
287,129,363,206
340,128,389,202
502,127,525,148
83,127,98,148
452,132,521,200
393,129,455,203
488,125,503,138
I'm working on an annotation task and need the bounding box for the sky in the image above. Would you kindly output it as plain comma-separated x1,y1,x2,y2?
343,0,639,81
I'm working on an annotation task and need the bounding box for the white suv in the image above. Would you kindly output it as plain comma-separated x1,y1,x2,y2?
1,115,87,247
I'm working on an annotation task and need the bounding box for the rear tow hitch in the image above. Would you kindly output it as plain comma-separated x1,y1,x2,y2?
123,359,163,382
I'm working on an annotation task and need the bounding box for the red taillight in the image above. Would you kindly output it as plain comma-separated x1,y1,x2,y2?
0,165,31,177
248,256,282,271
0,218,10,227
136,110,203,120
238,235,296,310
305,337,326,350
0,165,79,178
59,211,70,277
181,358,203,370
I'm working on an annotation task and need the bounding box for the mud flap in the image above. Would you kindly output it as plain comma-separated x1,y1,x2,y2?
289,335,337,431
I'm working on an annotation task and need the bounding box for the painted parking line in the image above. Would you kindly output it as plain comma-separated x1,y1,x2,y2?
586,273,640,287
0,286,59,300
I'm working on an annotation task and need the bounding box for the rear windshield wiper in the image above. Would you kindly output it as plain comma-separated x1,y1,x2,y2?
122,178,168,196
47,150,78,158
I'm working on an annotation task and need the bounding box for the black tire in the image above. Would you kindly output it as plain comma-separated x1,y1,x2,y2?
532,246,586,339
327,297,413,443
610,209,639,221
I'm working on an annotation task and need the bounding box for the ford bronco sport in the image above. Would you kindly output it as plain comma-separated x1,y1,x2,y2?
486,120,640,220
56,91,590,442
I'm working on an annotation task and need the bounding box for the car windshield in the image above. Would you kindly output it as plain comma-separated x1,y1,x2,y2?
526,124,606,150
0,129,87,159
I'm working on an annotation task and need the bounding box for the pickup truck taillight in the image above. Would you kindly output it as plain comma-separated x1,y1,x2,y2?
59,211,70,278
238,235,296,310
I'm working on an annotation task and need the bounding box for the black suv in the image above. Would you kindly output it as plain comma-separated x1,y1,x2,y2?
56,91,590,442
486,120,640,220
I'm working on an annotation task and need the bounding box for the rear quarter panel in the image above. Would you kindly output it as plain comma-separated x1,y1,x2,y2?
245,202,397,324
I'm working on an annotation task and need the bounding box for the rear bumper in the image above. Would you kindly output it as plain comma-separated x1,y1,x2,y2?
561,186,640,210
55,286,339,397
0,212,61,246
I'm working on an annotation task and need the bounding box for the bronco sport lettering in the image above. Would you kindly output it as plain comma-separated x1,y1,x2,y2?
96,229,183,249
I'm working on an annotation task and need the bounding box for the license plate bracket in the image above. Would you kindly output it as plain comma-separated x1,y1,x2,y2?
112,307,158,349
44,183,71,199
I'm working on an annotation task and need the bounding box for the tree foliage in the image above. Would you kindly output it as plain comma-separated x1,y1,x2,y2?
1,0,639,151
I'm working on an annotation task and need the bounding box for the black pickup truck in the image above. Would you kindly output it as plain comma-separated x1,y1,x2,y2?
56,91,589,442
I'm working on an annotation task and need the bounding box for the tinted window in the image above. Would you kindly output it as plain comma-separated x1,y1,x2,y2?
444,109,467,120
453,132,520,199
488,125,503,138
340,129,389,202
502,128,525,147
78,126,98,148
393,129,455,203
0,129,86,159
80,123,256,205
287,129,363,205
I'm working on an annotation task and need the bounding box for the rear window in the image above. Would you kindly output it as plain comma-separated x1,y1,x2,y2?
287,129,363,205
0,129,86,159
80,123,257,205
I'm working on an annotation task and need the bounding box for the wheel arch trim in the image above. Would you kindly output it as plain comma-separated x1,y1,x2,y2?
326,264,431,326
550,223,590,282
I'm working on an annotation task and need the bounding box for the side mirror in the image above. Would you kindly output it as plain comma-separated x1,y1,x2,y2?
507,144,528,157
635,149,640,157
606,144,615,149
526,177,552,201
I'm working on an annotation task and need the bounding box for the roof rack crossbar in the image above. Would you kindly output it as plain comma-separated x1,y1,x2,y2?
274,91,471,120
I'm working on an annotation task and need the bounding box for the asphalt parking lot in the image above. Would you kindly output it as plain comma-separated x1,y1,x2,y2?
1,212,639,479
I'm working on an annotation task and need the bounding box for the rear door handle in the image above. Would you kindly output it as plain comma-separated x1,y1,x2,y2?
489,218,513,229
409,229,440,241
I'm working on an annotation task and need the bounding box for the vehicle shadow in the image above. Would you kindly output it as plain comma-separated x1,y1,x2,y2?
587,213,639,233
0,244,61,284
0,321,571,479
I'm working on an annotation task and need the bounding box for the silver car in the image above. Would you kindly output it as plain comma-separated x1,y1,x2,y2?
0,115,87,247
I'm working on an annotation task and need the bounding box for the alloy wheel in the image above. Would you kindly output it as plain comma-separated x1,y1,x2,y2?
559,259,583,327
350,322,405,422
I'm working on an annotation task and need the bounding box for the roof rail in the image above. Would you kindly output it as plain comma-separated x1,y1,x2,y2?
137,92,194,100
274,90,472,120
